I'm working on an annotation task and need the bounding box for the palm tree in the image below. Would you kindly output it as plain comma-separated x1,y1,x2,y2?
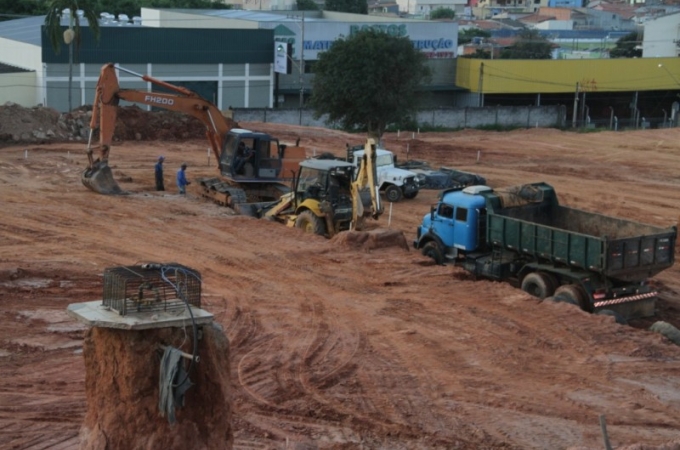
44,0,100,112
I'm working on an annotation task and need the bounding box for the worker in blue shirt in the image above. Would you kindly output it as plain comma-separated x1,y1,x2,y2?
176,163,190,194
155,156,165,191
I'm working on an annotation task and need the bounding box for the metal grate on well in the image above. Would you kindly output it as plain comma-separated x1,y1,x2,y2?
102,263,201,316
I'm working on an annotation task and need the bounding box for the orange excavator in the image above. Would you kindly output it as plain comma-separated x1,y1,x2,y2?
83,63,307,207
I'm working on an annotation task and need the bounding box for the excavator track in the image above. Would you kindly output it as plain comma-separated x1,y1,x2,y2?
198,177,247,208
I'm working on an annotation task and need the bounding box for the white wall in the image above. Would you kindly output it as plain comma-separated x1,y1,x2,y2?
534,19,573,30
0,38,42,72
140,8,259,29
643,13,680,57
0,71,38,107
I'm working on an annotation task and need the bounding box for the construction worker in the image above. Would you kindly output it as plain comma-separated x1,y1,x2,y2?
155,156,165,191
176,163,190,194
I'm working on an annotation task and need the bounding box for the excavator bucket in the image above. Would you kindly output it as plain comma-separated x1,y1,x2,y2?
81,161,124,195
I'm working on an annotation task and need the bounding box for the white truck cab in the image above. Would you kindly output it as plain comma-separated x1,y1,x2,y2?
349,148,419,202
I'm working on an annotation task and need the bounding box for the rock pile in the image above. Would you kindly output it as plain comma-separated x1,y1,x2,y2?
0,102,207,145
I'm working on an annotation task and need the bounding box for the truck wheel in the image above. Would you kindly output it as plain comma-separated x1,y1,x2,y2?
385,185,403,203
541,272,559,297
597,309,628,325
404,191,418,200
295,211,326,236
554,284,589,312
521,272,553,299
421,241,444,265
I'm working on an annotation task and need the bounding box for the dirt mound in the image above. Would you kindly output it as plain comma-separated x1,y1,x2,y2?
330,228,410,251
0,102,209,145
112,106,207,141
0,102,64,142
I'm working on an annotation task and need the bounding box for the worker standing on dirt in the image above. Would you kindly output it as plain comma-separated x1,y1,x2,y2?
176,163,190,195
155,156,165,191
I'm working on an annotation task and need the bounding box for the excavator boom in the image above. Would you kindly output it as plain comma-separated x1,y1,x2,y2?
82,63,236,194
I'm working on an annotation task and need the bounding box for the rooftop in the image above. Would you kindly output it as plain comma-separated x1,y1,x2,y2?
0,15,44,45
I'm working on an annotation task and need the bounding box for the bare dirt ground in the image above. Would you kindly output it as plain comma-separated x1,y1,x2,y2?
2,122,680,450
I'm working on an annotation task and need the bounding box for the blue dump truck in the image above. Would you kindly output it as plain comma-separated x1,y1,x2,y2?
413,182,677,321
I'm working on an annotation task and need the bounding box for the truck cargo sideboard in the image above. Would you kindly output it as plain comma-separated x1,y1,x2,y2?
484,183,676,281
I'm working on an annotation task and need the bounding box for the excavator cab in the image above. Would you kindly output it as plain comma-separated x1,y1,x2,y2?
221,129,286,181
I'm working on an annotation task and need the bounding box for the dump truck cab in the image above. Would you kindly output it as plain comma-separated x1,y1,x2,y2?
415,185,491,262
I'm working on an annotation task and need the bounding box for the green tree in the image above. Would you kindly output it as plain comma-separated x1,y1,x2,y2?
430,7,455,19
296,0,320,10
499,29,552,59
310,29,430,139
44,0,101,112
609,31,642,58
0,0,47,21
458,28,491,45
324,0,367,14
460,49,492,59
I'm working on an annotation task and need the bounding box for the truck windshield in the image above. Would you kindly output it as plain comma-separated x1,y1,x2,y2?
376,154,393,167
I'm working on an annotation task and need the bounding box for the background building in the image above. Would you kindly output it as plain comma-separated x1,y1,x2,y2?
142,9,459,107
0,9,459,111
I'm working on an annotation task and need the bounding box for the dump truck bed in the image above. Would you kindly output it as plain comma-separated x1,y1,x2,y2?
485,183,676,281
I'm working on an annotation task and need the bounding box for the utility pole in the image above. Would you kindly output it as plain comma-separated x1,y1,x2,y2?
298,11,305,125
572,82,579,128
478,62,484,108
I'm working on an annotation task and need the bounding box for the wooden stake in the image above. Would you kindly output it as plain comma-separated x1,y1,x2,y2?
599,414,612,450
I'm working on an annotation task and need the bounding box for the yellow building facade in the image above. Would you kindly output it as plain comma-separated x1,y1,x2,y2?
456,57,680,94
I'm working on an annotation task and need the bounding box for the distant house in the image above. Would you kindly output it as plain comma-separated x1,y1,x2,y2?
642,11,680,58
548,0,582,7
368,0,400,15
395,0,467,16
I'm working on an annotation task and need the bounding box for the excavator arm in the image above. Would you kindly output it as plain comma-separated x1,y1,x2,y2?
351,138,383,228
83,63,236,194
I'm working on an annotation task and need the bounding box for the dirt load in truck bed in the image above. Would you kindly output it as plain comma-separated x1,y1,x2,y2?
1,120,680,450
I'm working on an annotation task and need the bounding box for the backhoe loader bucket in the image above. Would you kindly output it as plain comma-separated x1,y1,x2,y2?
81,161,124,195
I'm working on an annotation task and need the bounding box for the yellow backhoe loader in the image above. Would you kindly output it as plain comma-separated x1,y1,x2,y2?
260,139,383,237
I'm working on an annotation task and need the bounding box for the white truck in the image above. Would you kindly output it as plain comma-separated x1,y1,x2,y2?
347,145,420,202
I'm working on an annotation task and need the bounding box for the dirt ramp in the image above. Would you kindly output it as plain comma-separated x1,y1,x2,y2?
78,323,232,450
330,228,410,251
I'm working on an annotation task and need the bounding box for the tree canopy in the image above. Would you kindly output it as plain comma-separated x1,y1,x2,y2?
296,0,319,10
609,31,642,58
310,29,431,138
458,28,491,45
429,7,455,20
324,0,367,14
499,29,552,59
44,0,100,54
